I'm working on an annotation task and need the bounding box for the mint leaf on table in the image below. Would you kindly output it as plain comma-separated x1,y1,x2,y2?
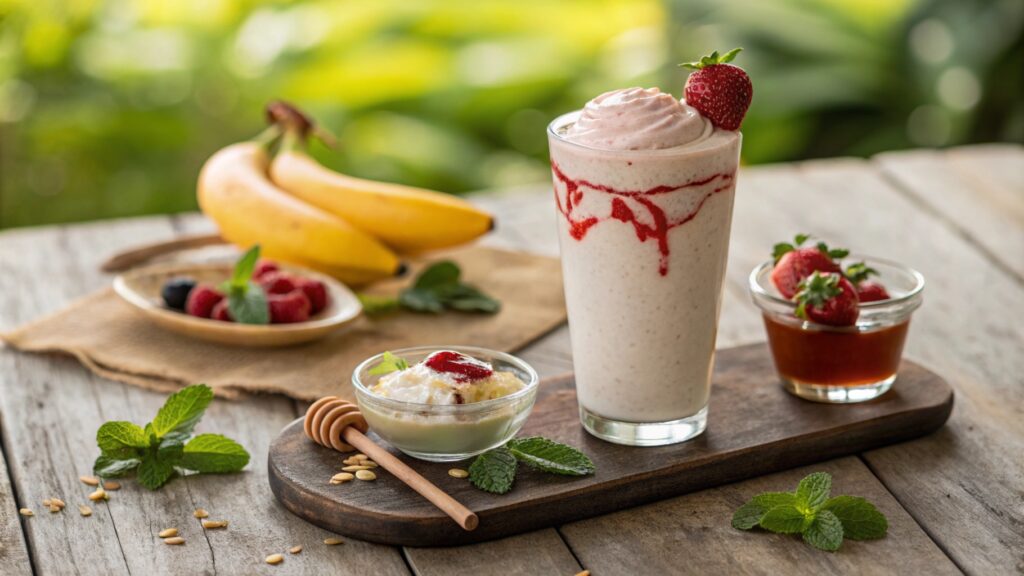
468,447,517,494
362,261,500,316
151,384,214,441
732,471,888,552
803,509,844,551
367,351,409,376
91,384,249,490
822,495,888,540
506,437,595,476
180,434,250,473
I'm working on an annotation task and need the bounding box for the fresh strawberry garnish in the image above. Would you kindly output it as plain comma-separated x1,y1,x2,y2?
268,290,311,323
681,48,753,131
185,284,224,318
424,350,493,382
770,234,847,299
259,271,297,295
295,277,329,314
844,261,890,302
794,271,860,327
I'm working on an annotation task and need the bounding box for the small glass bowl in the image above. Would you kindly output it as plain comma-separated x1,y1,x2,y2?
749,256,924,403
352,346,539,462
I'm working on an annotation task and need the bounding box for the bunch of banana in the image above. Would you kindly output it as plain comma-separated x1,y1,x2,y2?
196,102,493,286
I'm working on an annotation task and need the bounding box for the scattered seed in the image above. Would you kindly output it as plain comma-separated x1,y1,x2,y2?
50,498,66,509
354,454,369,461
103,481,121,491
164,536,185,546
323,537,344,546
355,470,376,481
159,528,179,538
342,457,361,466
42,499,52,507
289,545,302,554
79,476,100,487
342,465,372,472
49,504,61,513
202,520,228,529
19,508,33,517
193,508,209,519
448,468,469,479
330,472,354,484
575,571,590,576
78,505,92,517
88,488,107,502
265,553,284,565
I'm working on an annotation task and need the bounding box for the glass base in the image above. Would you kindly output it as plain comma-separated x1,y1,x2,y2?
395,449,485,463
783,374,896,403
579,404,707,446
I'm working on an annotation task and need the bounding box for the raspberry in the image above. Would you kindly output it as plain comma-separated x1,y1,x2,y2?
253,260,280,280
296,278,329,314
210,300,233,322
260,272,297,295
268,290,311,324
185,285,224,318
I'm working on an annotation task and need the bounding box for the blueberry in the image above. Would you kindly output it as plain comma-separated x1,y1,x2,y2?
162,277,197,311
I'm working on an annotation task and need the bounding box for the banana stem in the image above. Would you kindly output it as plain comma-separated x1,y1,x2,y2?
253,125,283,149
279,128,304,154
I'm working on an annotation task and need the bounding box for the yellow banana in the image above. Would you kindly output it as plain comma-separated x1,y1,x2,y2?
197,141,401,285
269,143,494,254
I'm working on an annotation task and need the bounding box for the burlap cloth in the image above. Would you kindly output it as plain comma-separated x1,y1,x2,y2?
0,246,566,401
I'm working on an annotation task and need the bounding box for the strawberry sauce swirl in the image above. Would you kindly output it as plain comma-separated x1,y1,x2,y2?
551,161,734,276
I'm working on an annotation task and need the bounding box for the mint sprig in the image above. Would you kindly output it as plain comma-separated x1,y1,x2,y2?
92,384,250,490
220,245,269,325
359,261,500,316
468,436,594,494
732,472,888,552
367,351,409,376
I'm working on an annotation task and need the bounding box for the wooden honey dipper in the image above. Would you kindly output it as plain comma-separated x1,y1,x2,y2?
303,396,478,531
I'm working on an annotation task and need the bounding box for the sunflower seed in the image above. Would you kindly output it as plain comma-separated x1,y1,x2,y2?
265,553,284,565
355,470,376,481
79,476,100,487
164,536,185,546
159,528,178,538
78,505,92,517
18,508,33,517
201,520,228,529
323,537,344,545
289,545,302,554
448,468,469,478
193,508,209,519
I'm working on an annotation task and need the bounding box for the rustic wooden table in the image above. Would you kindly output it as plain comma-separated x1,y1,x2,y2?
1,144,1021,575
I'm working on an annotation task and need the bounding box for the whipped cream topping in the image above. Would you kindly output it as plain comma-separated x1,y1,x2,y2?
371,358,526,405
563,87,708,150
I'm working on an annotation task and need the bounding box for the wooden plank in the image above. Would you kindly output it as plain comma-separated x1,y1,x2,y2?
874,144,1024,282
0,439,32,575
405,530,582,576
0,219,409,575
722,158,1024,574
560,457,960,575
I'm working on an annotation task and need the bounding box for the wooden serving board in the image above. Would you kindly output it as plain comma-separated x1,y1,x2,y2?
268,343,953,546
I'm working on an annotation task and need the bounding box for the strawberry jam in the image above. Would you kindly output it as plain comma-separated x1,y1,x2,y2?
424,351,494,382
763,315,909,386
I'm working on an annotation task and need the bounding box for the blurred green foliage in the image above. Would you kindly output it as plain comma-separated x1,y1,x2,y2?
0,0,1020,229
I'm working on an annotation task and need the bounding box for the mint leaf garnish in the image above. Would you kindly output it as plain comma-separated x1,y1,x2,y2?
822,495,888,540
506,437,595,476
803,509,844,551
796,471,832,510
218,245,269,325
368,351,409,376
180,434,251,473
92,384,248,489
229,244,260,290
151,384,213,440
362,261,500,316
732,472,889,552
468,447,517,494
468,436,594,494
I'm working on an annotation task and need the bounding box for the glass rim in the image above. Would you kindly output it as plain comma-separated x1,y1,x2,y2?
748,254,925,311
352,345,540,412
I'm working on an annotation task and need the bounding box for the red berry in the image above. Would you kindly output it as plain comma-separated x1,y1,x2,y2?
260,272,297,295
795,272,860,327
424,350,494,382
682,48,752,131
185,284,224,318
268,290,311,324
857,280,890,302
210,300,233,322
253,260,279,280
771,248,841,299
296,277,329,314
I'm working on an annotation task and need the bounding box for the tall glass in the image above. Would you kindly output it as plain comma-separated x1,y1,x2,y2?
547,111,741,446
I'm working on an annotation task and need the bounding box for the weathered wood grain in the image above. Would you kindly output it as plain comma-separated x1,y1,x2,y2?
0,219,410,575
0,436,31,575
269,346,951,546
724,157,1024,574
874,145,1024,282
404,529,582,576
560,457,961,576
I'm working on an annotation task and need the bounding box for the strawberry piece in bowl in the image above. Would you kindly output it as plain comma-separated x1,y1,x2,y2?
749,247,924,404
